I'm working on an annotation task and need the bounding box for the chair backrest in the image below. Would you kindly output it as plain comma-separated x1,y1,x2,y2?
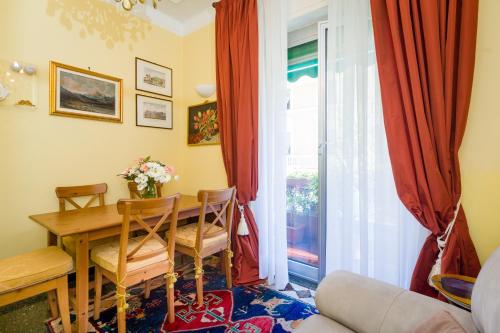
127,182,163,199
195,187,236,249
55,183,108,212
116,193,181,277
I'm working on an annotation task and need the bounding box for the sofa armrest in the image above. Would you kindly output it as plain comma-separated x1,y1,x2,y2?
315,271,404,333
315,271,477,333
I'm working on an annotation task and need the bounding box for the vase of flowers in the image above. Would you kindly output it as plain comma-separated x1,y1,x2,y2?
119,156,177,199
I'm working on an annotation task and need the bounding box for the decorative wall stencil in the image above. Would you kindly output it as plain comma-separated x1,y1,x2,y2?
0,59,38,109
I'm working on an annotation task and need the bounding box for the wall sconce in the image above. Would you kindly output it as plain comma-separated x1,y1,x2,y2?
195,84,216,99
10,61,37,75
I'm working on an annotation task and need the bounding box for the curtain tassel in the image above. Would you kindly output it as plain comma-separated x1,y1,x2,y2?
236,202,250,236
428,195,462,288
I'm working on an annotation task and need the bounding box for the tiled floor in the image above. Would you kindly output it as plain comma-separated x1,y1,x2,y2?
270,281,316,306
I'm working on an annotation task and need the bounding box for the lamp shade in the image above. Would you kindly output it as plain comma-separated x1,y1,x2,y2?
195,84,216,98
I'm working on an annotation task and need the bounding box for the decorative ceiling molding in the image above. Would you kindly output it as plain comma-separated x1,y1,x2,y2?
100,0,214,37
182,8,215,35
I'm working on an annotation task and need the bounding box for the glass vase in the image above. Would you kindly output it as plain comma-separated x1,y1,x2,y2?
142,182,157,199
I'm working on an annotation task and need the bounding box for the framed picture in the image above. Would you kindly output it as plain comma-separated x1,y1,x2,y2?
135,57,172,97
136,94,173,129
188,101,220,146
49,61,122,122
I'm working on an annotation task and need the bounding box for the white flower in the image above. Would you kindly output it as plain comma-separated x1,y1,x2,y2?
134,173,148,187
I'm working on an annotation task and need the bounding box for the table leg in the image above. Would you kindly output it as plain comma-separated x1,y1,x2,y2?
47,230,59,317
75,233,89,333
47,231,58,246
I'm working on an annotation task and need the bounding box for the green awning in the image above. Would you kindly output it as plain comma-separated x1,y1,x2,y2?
288,59,318,82
288,40,318,82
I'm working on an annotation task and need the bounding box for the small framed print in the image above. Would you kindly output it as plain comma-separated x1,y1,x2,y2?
49,61,122,122
135,57,172,97
136,94,173,129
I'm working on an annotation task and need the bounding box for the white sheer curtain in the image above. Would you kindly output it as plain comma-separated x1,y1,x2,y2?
253,0,289,289
324,0,429,288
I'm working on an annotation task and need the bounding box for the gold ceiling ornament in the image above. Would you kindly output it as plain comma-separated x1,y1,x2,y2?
115,0,161,11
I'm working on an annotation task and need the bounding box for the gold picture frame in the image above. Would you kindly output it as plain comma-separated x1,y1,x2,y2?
49,61,123,123
187,101,220,146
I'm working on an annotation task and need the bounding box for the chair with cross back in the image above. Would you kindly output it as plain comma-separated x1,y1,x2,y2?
174,187,236,306
56,183,114,258
91,194,181,332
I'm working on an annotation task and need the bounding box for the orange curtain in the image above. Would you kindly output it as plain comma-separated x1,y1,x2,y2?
214,0,261,285
370,0,481,297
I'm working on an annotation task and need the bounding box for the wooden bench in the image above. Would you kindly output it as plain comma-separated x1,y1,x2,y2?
0,246,73,332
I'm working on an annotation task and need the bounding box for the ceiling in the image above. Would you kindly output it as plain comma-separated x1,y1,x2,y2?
156,0,214,22
105,0,327,36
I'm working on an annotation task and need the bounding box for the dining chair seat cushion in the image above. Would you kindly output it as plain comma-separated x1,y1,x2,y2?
175,223,228,248
62,235,119,256
91,236,169,273
0,246,73,294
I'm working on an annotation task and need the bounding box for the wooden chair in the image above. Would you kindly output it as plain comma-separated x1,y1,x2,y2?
55,183,116,313
127,182,163,199
92,194,181,332
174,187,236,306
55,183,111,257
0,247,73,332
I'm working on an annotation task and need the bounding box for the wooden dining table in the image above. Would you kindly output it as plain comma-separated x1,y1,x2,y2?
29,194,206,333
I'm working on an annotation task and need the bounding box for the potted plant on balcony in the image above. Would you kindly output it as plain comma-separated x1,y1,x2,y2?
287,186,308,244
286,172,319,247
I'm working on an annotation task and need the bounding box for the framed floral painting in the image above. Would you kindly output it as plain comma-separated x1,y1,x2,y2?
187,101,220,146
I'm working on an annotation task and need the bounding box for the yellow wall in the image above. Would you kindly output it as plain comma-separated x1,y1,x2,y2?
0,0,498,264
461,0,500,263
0,0,225,259
181,24,227,195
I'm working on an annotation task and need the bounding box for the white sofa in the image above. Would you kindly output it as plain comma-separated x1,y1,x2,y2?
296,248,500,333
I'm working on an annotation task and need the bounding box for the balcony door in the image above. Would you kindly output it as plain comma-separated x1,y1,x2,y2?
286,22,328,282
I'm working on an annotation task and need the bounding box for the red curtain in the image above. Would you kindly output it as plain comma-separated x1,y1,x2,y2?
370,0,481,297
214,0,261,285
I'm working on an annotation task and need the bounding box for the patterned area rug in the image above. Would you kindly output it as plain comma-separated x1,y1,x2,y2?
46,264,317,332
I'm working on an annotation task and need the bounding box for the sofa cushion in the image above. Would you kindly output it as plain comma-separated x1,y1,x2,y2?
0,246,73,294
294,314,355,333
382,289,477,333
91,236,169,273
471,247,500,333
315,271,477,333
411,311,467,333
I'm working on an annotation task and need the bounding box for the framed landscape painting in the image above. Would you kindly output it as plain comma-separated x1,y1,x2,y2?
136,57,172,97
188,101,220,146
136,94,173,129
49,61,122,122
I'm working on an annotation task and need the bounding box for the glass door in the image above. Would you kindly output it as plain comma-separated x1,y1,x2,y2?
286,37,322,282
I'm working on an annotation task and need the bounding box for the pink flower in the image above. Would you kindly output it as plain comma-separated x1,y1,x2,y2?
140,164,149,172
164,165,175,174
